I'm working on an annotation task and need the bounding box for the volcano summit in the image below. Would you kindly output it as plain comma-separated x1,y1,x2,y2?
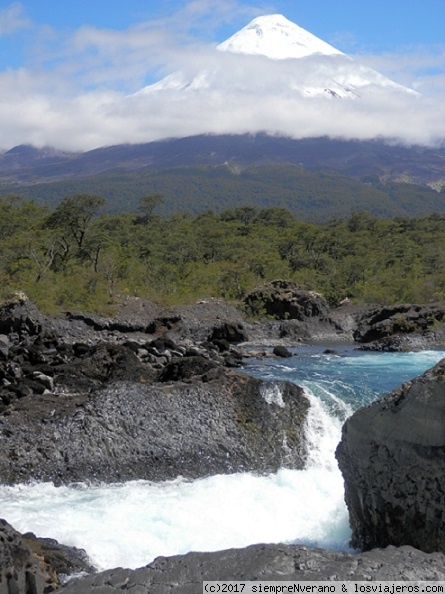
139,14,415,100
1,13,444,150
218,14,344,60
129,13,435,145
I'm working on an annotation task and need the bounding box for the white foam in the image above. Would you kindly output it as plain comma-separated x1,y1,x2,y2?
260,382,285,407
302,388,347,471
7,349,441,571
0,465,350,571
0,389,350,571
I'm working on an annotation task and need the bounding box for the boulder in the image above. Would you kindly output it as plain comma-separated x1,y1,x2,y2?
273,345,293,358
158,356,219,382
59,543,445,593
244,280,330,321
208,322,248,343
336,357,445,553
77,343,157,383
0,371,309,485
0,293,43,338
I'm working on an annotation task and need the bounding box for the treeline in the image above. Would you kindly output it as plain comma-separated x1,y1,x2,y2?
1,194,444,315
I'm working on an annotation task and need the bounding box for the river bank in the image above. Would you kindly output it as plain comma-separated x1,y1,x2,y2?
2,287,445,591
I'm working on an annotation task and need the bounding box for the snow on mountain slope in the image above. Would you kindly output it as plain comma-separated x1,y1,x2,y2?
139,14,414,100
122,14,442,147
217,14,343,60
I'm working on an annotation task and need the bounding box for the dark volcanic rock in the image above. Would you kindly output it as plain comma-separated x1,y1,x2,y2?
4,512,445,594
353,303,445,344
158,356,219,382
22,532,96,581
59,543,445,593
78,343,157,383
0,519,94,593
0,372,309,485
148,300,248,343
244,280,330,321
336,357,445,553
0,297,309,486
209,322,248,343
273,345,293,358
66,297,162,332
0,518,48,593
0,293,43,338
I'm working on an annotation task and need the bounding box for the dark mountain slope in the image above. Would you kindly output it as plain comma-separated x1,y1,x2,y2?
1,135,445,187
1,163,444,222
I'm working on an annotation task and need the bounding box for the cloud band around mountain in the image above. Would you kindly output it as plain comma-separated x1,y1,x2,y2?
0,5,444,150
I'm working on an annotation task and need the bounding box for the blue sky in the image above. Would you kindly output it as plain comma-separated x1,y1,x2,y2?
0,0,444,150
3,0,444,64
3,0,445,51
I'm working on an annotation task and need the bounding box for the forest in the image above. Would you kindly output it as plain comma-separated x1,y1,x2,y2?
2,163,444,222
1,193,444,315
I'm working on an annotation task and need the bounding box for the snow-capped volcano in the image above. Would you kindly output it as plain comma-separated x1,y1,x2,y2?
126,14,435,146
217,14,343,60
140,14,413,99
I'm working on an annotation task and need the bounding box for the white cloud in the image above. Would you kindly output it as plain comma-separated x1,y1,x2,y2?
0,1,444,151
0,2,30,36
353,44,445,96
123,52,445,149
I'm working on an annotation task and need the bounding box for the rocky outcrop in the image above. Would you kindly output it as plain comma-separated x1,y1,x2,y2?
336,357,445,553
0,370,309,485
0,294,310,485
0,296,250,412
0,518,49,593
59,543,445,593
5,295,445,591
66,298,249,344
147,300,248,343
65,298,162,333
0,292,43,338
22,532,96,583
6,525,445,594
244,280,330,321
0,519,95,593
353,303,445,348
243,281,364,343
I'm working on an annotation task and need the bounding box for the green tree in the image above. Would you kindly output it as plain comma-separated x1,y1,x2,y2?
44,194,106,265
136,194,164,225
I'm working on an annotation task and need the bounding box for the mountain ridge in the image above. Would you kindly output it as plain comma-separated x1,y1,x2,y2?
1,135,444,188
1,135,445,223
